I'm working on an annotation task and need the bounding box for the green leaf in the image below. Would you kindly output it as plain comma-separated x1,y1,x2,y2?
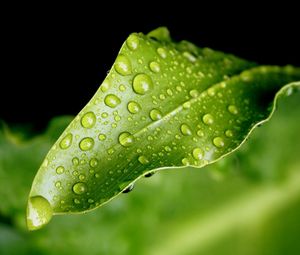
27,27,300,230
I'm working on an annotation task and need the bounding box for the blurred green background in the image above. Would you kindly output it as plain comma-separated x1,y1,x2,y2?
0,92,300,254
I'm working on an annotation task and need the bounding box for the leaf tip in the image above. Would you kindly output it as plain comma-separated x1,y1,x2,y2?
26,195,53,231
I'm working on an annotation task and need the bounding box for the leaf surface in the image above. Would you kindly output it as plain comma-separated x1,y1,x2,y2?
27,27,300,230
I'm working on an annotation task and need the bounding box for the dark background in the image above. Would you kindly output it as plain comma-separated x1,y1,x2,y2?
2,5,299,131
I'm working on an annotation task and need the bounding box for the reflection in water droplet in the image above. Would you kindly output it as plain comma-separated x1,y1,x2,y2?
202,114,214,125
149,61,160,73
180,124,192,136
81,112,96,128
228,105,238,115
126,34,139,50
114,55,132,75
118,132,134,147
72,182,87,195
127,101,141,114
79,137,95,151
59,133,73,149
27,196,53,231
56,166,65,175
213,137,225,148
104,94,121,108
132,74,153,95
192,148,204,160
150,108,163,121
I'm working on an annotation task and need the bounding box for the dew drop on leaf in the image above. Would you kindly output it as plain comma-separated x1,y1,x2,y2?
104,94,121,108
118,132,134,147
138,155,149,164
149,61,160,73
127,101,141,114
81,112,96,128
126,34,139,50
98,133,106,141
192,148,204,160
114,55,132,75
72,182,87,195
150,108,163,121
202,114,214,125
79,137,95,151
180,123,192,136
228,105,239,115
132,74,153,95
213,137,225,148
56,166,65,175
59,133,73,149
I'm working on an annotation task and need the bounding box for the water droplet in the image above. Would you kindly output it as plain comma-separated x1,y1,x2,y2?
150,108,163,121
122,183,134,193
167,88,173,96
27,196,53,231
98,133,107,141
127,101,141,114
192,148,204,160
100,80,110,92
79,174,86,181
202,114,214,125
114,55,132,75
56,166,65,175
104,94,121,108
225,130,234,137
88,198,94,203
180,124,192,136
213,137,225,148
126,34,139,50
89,158,98,168
72,157,79,166
74,198,81,204
183,51,197,62
81,112,96,129
164,146,172,152
149,61,160,73
55,181,61,188
72,182,87,195
197,130,204,137
138,155,149,164
132,74,153,95
101,112,108,118
59,133,73,149
182,158,190,166
207,87,216,96
189,89,199,98
79,137,95,151
157,47,167,58
119,84,126,92
118,132,134,147
228,105,238,115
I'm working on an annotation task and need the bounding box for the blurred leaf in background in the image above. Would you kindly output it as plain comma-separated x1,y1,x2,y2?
0,91,300,254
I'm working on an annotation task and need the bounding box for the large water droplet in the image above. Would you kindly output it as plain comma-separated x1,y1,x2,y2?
81,112,96,129
192,148,204,160
149,61,160,73
72,182,87,195
126,34,139,50
59,133,73,149
127,101,141,114
132,74,153,95
104,94,121,108
228,105,238,115
180,124,192,136
27,196,53,231
79,137,95,151
118,132,134,147
150,108,162,121
56,166,65,175
213,137,225,148
157,47,167,58
138,155,149,164
114,55,132,75
202,114,214,125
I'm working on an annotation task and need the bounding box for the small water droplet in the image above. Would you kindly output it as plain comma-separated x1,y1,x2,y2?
127,101,141,114
213,137,225,148
74,198,81,204
88,198,94,203
192,148,204,160
180,124,192,136
59,133,73,149
81,112,96,129
149,61,160,73
100,80,110,92
189,89,199,98
55,181,61,188
138,155,149,164
79,137,95,151
183,51,197,62
182,158,190,166
126,34,139,50
104,94,121,108
89,158,98,168
150,108,163,121
118,132,134,147
119,84,126,92
157,47,167,58
228,105,238,115
56,166,65,175
122,183,134,193
72,182,87,195
114,55,132,75
27,196,53,231
202,114,214,125
79,174,86,181
98,133,106,141
197,130,204,137
132,74,153,95
72,157,79,166
225,130,234,137
167,88,173,96
101,112,108,118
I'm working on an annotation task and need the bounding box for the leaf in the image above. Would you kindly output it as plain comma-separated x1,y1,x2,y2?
26,27,300,230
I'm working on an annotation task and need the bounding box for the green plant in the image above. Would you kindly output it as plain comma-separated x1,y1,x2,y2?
26,27,300,231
